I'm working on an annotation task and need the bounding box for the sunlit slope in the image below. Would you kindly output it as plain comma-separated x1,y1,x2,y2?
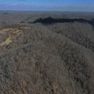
0,12,94,94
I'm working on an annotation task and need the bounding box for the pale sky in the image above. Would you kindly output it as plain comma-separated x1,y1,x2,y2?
0,0,94,11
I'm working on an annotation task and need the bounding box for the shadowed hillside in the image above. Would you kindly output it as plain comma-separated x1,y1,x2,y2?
33,17,94,27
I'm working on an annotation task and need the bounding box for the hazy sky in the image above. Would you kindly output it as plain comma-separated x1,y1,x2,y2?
0,0,94,11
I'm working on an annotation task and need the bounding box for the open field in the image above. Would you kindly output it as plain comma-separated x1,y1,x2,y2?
0,11,94,94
